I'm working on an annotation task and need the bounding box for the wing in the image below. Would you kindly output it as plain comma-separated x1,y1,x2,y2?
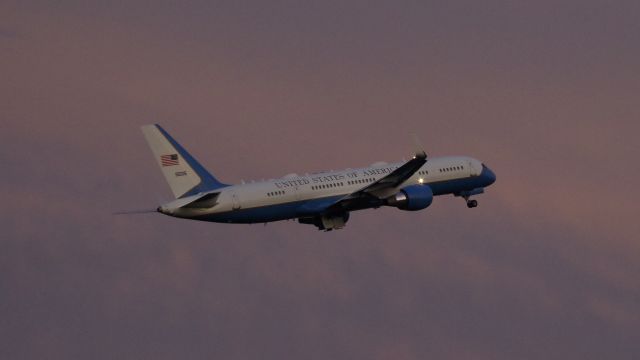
323,150,427,214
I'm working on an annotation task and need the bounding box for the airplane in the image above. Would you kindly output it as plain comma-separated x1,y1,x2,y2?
139,124,496,231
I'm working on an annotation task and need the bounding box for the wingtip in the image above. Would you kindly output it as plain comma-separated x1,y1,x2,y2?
410,133,427,160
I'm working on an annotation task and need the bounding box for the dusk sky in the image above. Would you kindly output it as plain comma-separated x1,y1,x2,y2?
2,1,639,359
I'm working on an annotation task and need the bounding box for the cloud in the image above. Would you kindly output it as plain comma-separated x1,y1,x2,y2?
2,1,640,359
0,27,18,38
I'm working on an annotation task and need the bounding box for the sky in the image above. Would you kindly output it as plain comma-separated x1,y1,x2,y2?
1,1,639,359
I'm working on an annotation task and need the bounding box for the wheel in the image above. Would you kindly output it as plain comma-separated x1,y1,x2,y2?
467,200,478,208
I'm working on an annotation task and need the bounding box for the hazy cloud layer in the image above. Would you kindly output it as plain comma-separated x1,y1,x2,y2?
2,1,639,359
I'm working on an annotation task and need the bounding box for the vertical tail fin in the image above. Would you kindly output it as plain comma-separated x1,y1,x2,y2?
141,124,228,198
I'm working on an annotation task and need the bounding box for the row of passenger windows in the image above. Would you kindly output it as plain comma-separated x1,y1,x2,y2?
270,166,461,196
439,166,463,172
311,178,376,190
312,182,344,190
348,178,374,185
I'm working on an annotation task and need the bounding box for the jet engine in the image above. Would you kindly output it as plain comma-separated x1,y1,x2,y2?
386,185,433,211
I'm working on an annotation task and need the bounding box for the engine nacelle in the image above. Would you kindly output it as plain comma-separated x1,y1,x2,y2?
387,185,433,211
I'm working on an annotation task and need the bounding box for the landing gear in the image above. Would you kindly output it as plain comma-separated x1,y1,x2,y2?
456,188,484,209
298,212,350,231
462,194,478,208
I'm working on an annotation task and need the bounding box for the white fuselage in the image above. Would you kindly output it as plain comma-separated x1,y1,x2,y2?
161,156,484,220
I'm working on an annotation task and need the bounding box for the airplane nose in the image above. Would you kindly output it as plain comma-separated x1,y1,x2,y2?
481,164,496,186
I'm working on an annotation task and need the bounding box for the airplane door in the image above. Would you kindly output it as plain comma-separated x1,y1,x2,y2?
468,160,480,176
232,192,241,210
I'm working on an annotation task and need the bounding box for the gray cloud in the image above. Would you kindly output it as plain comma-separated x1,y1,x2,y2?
0,27,18,38
1,1,639,359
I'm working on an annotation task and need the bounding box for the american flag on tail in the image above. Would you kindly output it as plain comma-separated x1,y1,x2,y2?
161,154,179,167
